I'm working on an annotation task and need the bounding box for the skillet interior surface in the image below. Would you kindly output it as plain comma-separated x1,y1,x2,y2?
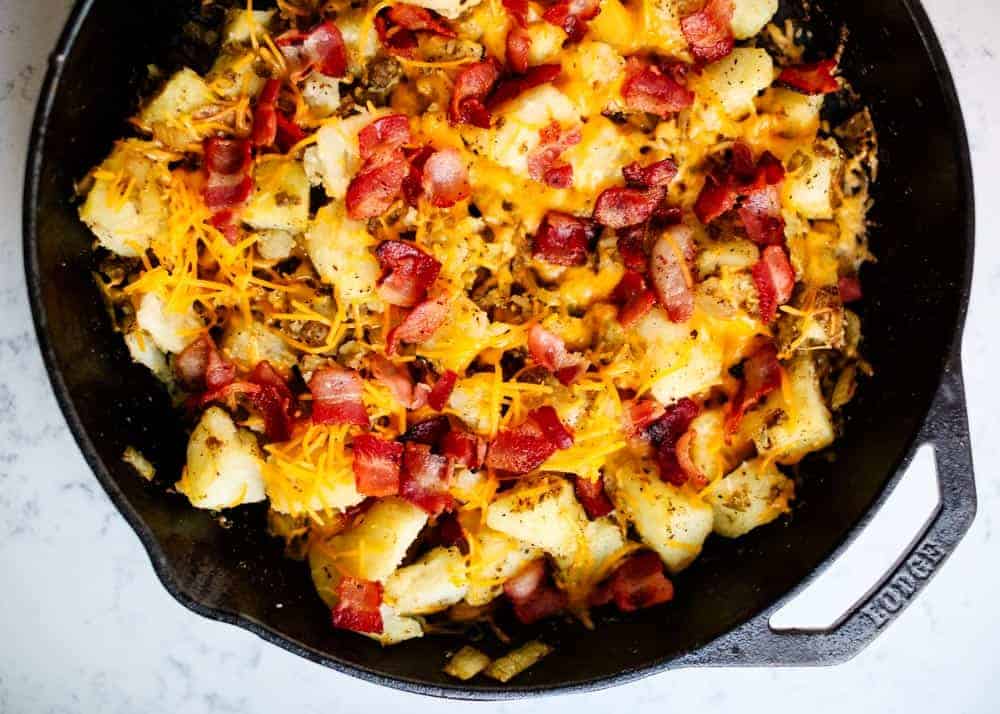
25,0,973,697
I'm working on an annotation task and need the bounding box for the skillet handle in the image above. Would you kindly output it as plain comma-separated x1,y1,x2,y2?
677,353,976,667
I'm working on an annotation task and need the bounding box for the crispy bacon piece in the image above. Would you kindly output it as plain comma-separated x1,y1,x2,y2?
375,13,419,57
400,442,454,515
203,343,235,391
648,397,700,485
427,370,458,411
675,429,708,490
532,405,574,449
778,59,839,95
616,223,649,272
386,293,449,355
370,354,422,409
441,428,486,468
593,186,664,229
358,115,412,162
276,113,307,153
694,145,786,244
248,361,295,442
345,159,409,220
401,146,434,206
252,79,281,148
209,210,240,245
542,0,601,43
503,560,568,624
527,324,586,384
449,60,500,128
420,148,471,207
752,245,795,323
838,274,863,303
622,397,666,440
386,4,456,36
680,0,734,63
485,407,573,473
203,137,253,212
276,21,348,79
649,225,696,323
725,342,782,433
174,335,235,391
331,577,384,634
622,158,678,190
502,0,530,25
532,211,595,266
352,434,403,497
399,415,450,446
506,25,531,74
375,240,442,307
612,270,657,327
739,183,785,245
527,122,581,188
622,59,694,118
574,476,613,519
309,366,369,427
486,63,562,110
590,551,674,611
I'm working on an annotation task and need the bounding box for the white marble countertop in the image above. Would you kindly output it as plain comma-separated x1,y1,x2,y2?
1,1,998,711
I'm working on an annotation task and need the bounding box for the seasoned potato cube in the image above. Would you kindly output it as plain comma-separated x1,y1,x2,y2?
604,457,714,573
635,0,688,57
322,497,428,582
635,309,724,404
304,202,380,302
444,646,492,681
124,330,171,383
730,0,778,39
757,87,824,139
135,291,203,354
447,373,497,435
698,48,775,117
243,159,310,232
137,68,218,149
703,457,794,537
221,8,275,44
696,238,760,278
465,527,540,606
485,475,587,563
220,318,298,375
556,515,628,593
254,228,297,261
206,49,267,100
418,295,507,373
783,140,842,220
374,605,424,645
176,407,266,510
687,408,743,483
79,141,168,257
525,22,567,64
301,74,341,120
563,117,638,194
384,546,469,615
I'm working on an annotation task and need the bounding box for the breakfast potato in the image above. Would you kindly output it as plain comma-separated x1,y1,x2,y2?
698,48,775,117
136,68,218,149
384,546,470,615
703,456,795,537
731,0,779,39
321,498,429,582
135,291,203,354
464,525,541,606
304,201,381,302
220,318,298,376
243,159,310,233
485,475,588,563
783,139,843,220
635,309,724,405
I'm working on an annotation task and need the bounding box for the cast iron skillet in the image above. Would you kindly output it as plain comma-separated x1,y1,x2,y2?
24,0,976,699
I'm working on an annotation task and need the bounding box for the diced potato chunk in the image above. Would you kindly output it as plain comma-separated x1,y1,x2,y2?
373,605,424,645
698,48,775,117
123,329,171,383
221,8,275,44
703,457,794,537
686,408,749,483
176,407,266,509
563,117,637,194
135,291,203,354
304,201,380,302
254,229,297,261
137,68,218,149
322,498,428,582
79,141,168,257
525,23,567,64
783,140,842,220
418,295,507,373
635,309,724,404
464,524,540,606
447,373,497,435
484,640,553,682
243,159,310,232
301,74,341,119
696,239,760,278
220,318,297,375
556,516,628,594
485,475,587,563
306,109,388,199
730,0,778,39
384,546,469,615
757,87,824,138
604,457,714,573
206,49,267,100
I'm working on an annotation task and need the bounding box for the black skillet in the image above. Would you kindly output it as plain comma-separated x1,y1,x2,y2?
24,0,976,699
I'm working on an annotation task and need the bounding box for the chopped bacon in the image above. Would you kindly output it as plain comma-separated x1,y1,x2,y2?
441,428,486,469
345,158,409,220
649,225,696,323
739,183,785,245
309,366,369,427
331,577,383,634
420,148,471,207
694,144,786,243
427,370,458,411
612,270,657,327
352,434,403,497
622,59,694,118
275,113,307,153
386,293,449,355
574,476,613,519
400,442,454,515
401,145,434,206
680,0,734,64
527,122,581,189
375,240,442,308
506,25,531,74
252,79,281,148
778,59,840,95
203,137,253,212
449,60,500,128
648,397,700,485
593,186,664,229
248,361,295,442
485,407,572,473
503,560,568,624
622,397,666,440
622,158,678,190
616,223,649,272
675,429,708,490
590,551,673,611
486,63,562,110
532,405,574,449
752,245,795,323
838,274,863,303
502,0,530,26
358,115,412,162
375,13,419,57
542,0,601,43
276,21,348,79
209,210,240,245
399,415,451,446
532,211,595,266
386,4,456,36
725,342,782,433
370,353,421,409
174,335,235,392
527,324,585,383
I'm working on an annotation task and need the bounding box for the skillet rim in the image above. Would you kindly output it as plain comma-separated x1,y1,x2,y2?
22,0,975,699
